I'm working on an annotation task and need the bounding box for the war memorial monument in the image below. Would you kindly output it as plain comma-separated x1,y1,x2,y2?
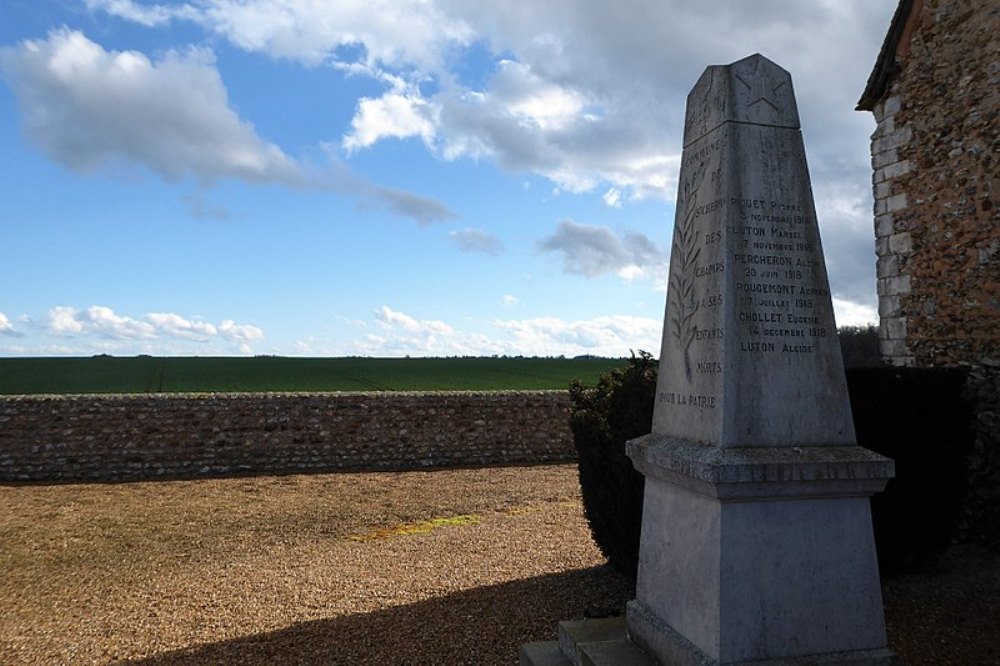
522,54,896,665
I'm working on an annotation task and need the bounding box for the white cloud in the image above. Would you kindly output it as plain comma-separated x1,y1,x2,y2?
539,220,667,282
0,28,301,184
494,315,662,358
321,306,660,358
0,312,23,337
83,0,201,27
218,319,265,342
50,2,898,314
448,228,504,255
602,188,622,208
375,305,453,336
78,305,157,339
489,59,586,132
44,305,263,350
146,312,218,340
83,2,894,203
48,305,158,339
48,306,86,335
343,91,436,152
359,305,487,357
0,29,453,226
832,298,877,328
501,294,519,307
88,0,475,68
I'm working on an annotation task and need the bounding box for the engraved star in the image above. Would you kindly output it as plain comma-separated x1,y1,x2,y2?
735,59,786,111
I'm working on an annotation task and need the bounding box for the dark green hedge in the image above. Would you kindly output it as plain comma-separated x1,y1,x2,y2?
570,355,975,579
848,366,973,574
568,351,655,579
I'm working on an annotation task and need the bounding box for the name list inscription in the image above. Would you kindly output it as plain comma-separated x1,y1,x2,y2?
687,195,829,358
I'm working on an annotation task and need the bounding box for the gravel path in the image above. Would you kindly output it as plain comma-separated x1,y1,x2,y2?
1,465,997,665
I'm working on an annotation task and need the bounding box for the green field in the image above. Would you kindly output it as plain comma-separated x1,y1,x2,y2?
0,356,628,395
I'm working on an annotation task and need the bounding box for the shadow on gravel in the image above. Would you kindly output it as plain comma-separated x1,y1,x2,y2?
120,545,1000,665
123,565,633,666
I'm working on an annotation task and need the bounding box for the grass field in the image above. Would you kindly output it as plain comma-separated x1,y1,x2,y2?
0,355,627,395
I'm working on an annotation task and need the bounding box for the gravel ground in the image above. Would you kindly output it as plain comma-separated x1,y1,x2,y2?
1,465,997,665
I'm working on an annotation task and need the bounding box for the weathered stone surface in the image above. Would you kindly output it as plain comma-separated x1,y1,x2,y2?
963,366,1000,549
0,392,575,482
522,617,656,666
520,641,572,666
862,0,999,368
627,54,893,665
652,53,854,450
627,435,893,498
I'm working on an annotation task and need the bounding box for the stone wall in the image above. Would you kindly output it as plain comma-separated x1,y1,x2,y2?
0,392,575,483
963,367,1000,548
865,0,999,367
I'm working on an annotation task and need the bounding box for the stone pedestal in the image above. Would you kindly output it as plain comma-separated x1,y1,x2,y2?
626,437,895,664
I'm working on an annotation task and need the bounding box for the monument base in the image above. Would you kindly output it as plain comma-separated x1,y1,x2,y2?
624,435,896,665
626,600,897,666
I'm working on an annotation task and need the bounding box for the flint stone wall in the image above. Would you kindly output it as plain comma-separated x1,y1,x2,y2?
867,0,999,367
963,367,1000,548
0,392,575,483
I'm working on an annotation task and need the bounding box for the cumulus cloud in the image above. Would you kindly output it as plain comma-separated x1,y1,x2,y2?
83,0,201,27
539,220,667,282
494,315,662,358
0,28,453,226
603,188,622,208
0,312,23,337
145,312,219,340
65,1,897,313
448,228,504,255
359,305,489,357
218,319,265,342
88,0,473,69
343,91,436,152
82,2,893,201
340,306,661,358
0,28,301,184
45,305,263,348
47,305,155,339
375,305,453,336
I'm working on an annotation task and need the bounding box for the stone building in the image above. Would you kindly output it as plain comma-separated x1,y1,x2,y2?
857,0,998,368
857,0,998,547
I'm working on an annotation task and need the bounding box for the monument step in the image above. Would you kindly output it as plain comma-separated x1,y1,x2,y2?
519,640,572,666
557,617,628,661
519,617,658,666
578,637,657,666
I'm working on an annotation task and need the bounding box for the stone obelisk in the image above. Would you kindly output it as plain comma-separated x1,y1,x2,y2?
624,53,895,665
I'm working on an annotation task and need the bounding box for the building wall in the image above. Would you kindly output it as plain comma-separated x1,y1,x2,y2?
0,392,575,483
867,0,999,367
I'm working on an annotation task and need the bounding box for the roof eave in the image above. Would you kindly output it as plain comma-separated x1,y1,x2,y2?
856,0,916,111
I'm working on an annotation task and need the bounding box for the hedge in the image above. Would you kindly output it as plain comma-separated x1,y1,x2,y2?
570,355,976,579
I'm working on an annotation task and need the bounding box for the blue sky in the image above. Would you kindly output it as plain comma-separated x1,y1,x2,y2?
0,1,896,358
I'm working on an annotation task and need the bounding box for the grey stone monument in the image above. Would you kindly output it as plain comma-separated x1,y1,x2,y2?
626,53,896,665
520,54,896,666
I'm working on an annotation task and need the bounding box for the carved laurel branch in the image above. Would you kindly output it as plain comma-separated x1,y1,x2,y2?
670,160,708,382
